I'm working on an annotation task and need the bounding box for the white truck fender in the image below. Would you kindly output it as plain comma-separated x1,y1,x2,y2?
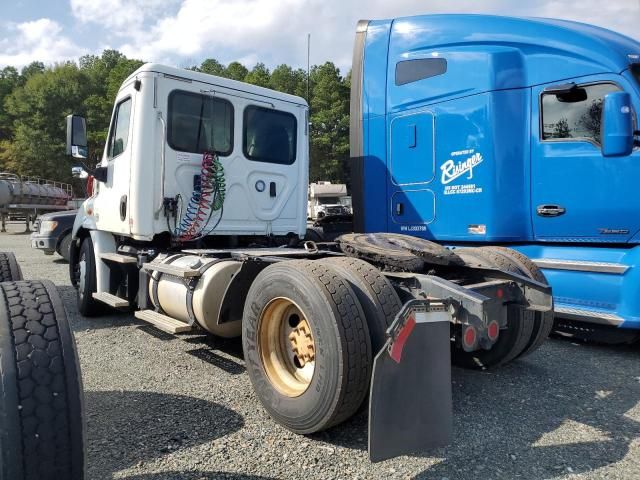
71,199,97,240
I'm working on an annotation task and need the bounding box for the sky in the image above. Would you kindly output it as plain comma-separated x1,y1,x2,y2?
0,0,638,73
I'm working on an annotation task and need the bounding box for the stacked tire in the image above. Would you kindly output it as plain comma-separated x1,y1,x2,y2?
0,253,84,480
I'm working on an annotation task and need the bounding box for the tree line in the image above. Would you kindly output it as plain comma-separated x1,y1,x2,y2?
0,50,351,187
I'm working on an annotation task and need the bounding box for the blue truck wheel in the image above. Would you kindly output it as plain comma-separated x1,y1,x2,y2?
478,247,554,358
451,248,535,368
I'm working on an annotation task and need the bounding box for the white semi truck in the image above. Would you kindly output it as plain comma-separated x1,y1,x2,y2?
64,63,552,461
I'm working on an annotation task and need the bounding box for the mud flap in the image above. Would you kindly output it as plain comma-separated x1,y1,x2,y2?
368,300,452,462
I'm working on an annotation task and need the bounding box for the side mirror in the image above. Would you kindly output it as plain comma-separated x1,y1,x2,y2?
71,166,88,179
66,114,88,159
601,92,634,157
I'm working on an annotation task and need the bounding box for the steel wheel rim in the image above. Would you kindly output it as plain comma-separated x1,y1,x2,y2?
258,297,315,397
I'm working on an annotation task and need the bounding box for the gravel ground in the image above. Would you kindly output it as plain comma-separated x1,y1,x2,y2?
3,223,640,479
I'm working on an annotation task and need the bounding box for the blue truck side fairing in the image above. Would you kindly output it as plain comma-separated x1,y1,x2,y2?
351,14,640,330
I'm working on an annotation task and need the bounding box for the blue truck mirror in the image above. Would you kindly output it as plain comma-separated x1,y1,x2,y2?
601,92,634,157
65,114,88,159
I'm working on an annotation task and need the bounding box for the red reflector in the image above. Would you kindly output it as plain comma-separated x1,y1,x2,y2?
389,315,416,364
463,326,476,348
496,288,504,299
487,320,499,341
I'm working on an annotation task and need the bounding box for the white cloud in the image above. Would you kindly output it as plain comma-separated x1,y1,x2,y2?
0,18,86,68
69,0,180,32
67,0,640,71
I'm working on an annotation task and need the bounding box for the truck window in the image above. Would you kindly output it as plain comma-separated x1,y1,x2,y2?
541,83,621,144
107,97,132,159
395,58,447,86
167,91,233,156
243,106,297,165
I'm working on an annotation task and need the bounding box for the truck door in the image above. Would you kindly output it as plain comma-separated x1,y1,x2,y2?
387,110,436,234
531,77,640,242
93,82,135,234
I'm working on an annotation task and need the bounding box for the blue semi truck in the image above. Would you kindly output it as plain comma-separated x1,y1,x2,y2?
350,14,640,342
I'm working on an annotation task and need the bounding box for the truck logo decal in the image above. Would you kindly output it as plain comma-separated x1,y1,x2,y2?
440,152,483,185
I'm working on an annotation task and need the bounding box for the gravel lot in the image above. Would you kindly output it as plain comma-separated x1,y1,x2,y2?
3,223,640,479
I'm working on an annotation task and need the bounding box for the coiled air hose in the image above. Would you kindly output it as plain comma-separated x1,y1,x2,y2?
174,150,225,242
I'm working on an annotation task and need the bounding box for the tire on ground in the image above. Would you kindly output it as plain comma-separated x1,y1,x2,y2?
242,260,372,434
0,252,23,281
323,257,402,352
451,248,535,369
57,234,72,263
478,246,554,358
76,237,103,317
0,280,84,480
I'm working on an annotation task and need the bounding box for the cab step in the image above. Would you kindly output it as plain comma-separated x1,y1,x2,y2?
100,252,137,264
141,262,201,278
134,310,193,334
92,292,129,308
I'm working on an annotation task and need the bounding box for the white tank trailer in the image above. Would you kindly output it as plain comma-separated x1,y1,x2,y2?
0,173,73,232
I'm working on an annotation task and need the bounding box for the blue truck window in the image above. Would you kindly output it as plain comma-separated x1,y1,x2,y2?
167,90,234,156
243,106,297,165
395,58,447,86
541,83,621,144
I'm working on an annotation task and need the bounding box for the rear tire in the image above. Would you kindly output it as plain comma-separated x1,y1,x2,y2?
323,257,402,352
0,252,23,281
76,238,103,317
0,280,84,480
478,246,554,358
452,248,534,369
242,260,371,434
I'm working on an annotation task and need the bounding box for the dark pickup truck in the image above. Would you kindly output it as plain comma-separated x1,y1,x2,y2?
30,210,77,262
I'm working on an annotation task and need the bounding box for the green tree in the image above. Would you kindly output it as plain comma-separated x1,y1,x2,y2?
308,62,350,182
0,67,20,140
199,58,226,77
244,63,271,87
20,61,45,82
270,64,307,97
0,63,91,180
225,61,248,81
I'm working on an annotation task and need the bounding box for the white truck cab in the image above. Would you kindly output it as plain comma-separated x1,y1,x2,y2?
78,63,308,241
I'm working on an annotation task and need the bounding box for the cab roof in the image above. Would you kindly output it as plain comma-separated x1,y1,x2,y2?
381,14,640,88
125,63,308,107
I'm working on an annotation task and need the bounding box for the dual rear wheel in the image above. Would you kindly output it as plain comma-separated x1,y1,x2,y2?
243,248,552,433
242,258,401,434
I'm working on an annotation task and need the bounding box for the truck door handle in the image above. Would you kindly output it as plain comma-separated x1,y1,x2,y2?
537,205,566,217
120,195,127,221
269,182,276,197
